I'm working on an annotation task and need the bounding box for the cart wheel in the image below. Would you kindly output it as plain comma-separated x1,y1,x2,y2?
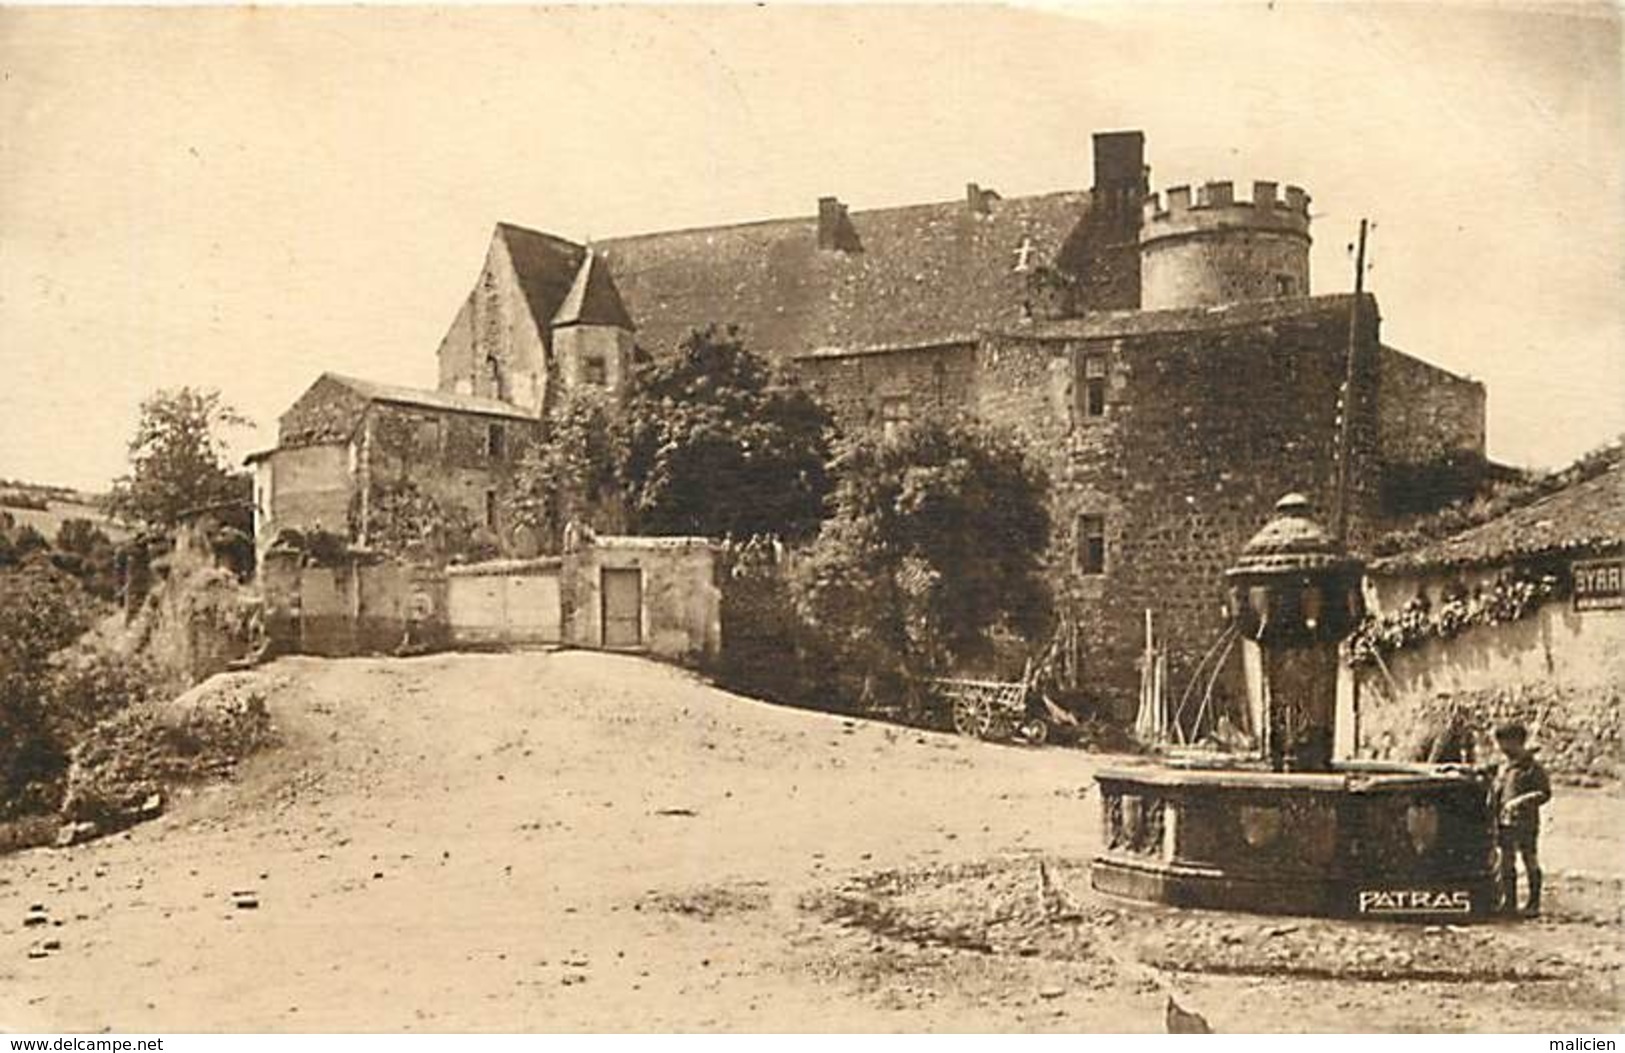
952,695,994,739
1019,718,1049,746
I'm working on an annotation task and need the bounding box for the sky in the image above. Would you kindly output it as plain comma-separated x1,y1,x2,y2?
1,2,1621,491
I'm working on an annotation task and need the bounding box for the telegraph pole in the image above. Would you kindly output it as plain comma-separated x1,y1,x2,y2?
1333,218,1369,545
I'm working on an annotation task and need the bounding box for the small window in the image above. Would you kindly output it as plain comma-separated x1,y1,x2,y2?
1082,355,1108,418
415,416,442,454
1077,514,1106,575
487,423,505,460
583,355,607,386
1275,275,1295,297
880,396,912,441
484,489,498,530
485,355,506,400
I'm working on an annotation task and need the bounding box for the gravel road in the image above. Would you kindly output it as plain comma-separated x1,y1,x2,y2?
1,652,1618,1032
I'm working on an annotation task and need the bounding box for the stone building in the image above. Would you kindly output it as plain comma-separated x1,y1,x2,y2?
248,373,536,562
252,129,1487,713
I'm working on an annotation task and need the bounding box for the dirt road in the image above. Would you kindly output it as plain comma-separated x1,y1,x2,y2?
1,653,1619,1032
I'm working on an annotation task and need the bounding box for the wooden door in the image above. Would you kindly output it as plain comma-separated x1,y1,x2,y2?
601,567,642,649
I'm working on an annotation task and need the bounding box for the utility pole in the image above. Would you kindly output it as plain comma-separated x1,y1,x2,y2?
1333,218,1369,544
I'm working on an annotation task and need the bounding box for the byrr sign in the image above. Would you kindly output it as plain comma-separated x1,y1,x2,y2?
1573,557,1625,612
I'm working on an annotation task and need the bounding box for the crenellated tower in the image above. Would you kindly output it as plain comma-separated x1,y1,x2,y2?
1139,180,1311,310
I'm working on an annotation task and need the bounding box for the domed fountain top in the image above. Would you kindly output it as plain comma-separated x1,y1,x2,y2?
1227,493,1358,578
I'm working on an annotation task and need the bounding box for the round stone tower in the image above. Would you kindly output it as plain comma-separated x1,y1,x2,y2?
1139,180,1311,310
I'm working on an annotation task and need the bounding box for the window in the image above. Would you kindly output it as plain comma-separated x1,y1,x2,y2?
583,355,608,386
1077,514,1106,575
1081,354,1108,418
1275,274,1296,297
487,422,505,460
415,416,442,454
880,396,912,442
484,489,498,530
485,355,506,400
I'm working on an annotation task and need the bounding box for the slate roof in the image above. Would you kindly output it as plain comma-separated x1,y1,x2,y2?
324,373,535,421
495,223,592,339
494,189,1094,361
1372,459,1624,572
552,249,635,330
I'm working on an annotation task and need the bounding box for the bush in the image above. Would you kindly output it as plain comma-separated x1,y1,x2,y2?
792,419,1051,708
46,647,154,742
0,564,94,814
61,673,274,830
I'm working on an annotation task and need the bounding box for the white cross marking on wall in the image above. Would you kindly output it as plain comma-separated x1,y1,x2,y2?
1013,237,1036,273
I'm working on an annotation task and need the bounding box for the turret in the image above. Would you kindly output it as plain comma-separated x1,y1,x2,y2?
550,248,636,404
1139,179,1312,310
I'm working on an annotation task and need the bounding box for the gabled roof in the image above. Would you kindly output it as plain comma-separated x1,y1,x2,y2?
552,248,634,330
324,373,535,421
1372,458,1623,572
495,223,590,338
495,188,1095,361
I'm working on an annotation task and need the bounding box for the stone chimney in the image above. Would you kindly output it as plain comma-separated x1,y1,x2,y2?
966,182,999,216
1091,130,1148,194
817,196,860,252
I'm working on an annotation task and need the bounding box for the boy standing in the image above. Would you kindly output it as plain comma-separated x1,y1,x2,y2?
1490,722,1552,917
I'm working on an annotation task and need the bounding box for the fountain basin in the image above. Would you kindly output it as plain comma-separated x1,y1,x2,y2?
1091,762,1497,920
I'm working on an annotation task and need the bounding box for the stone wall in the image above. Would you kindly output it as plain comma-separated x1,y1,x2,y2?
277,375,369,447
1351,562,1624,780
1140,229,1311,310
976,296,1384,718
360,401,537,554
259,443,352,555
561,533,721,663
1374,343,1486,471
435,232,551,416
789,343,979,438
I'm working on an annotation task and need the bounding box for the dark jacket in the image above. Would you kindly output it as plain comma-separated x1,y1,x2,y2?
1490,752,1552,831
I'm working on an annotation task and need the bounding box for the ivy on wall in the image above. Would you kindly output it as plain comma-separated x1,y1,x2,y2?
361,480,497,565
1347,568,1561,667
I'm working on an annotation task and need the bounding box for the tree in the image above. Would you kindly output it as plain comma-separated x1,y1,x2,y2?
508,389,625,551
0,563,93,810
108,387,252,532
621,327,834,540
794,418,1051,692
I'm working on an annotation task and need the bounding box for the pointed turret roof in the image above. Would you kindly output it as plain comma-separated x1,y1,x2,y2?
552,247,635,330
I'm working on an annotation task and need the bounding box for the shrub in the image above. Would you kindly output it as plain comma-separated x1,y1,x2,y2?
61,673,274,830
793,418,1050,707
0,564,93,814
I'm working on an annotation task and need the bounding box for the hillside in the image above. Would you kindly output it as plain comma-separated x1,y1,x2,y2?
0,480,132,542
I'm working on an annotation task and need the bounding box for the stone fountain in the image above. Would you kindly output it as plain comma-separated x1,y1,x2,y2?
1091,494,1497,920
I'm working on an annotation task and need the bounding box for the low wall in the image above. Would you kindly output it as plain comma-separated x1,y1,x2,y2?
260,552,444,657
258,533,720,664
445,558,562,646
561,535,721,663
1349,598,1624,780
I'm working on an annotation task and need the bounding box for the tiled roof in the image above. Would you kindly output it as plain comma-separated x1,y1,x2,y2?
552,248,635,330
496,189,1096,361
1372,460,1624,572
495,223,591,338
324,373,535,421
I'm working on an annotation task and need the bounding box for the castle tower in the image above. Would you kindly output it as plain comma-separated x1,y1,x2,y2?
549,248,636,405
1139,180,1311,310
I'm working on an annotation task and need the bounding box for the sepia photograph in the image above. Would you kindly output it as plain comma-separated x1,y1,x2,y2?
0,0,1621,1037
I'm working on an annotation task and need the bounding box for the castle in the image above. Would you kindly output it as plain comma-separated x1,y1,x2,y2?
251,130,1486,715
